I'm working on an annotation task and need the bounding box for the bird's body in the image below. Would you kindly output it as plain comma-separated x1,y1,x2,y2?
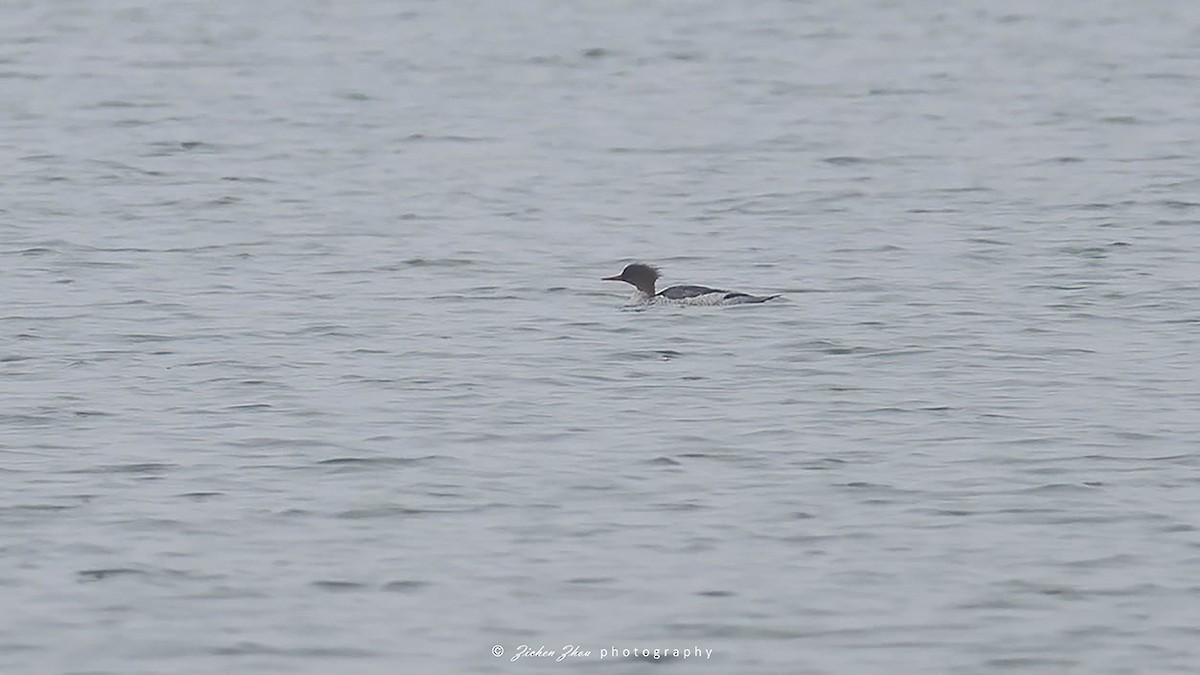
603,263,779,306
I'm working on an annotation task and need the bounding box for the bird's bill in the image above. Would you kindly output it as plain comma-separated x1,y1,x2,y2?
601,275,623,281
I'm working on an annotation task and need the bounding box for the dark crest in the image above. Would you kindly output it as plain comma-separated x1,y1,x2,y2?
603,263,660,295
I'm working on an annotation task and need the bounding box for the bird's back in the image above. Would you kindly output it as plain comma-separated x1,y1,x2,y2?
656,285,778,305
657,284,725,300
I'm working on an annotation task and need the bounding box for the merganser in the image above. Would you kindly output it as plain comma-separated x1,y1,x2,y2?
602,263,780,305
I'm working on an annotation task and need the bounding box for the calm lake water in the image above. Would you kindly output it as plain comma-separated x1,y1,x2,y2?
4,1,1200,673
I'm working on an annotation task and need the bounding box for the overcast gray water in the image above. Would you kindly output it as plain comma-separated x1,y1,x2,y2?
4,1,1200,673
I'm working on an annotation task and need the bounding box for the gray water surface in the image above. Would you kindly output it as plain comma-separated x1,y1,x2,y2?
4,1,1200,673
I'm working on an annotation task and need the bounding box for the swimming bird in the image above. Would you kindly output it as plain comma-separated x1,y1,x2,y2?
602,263,779,305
